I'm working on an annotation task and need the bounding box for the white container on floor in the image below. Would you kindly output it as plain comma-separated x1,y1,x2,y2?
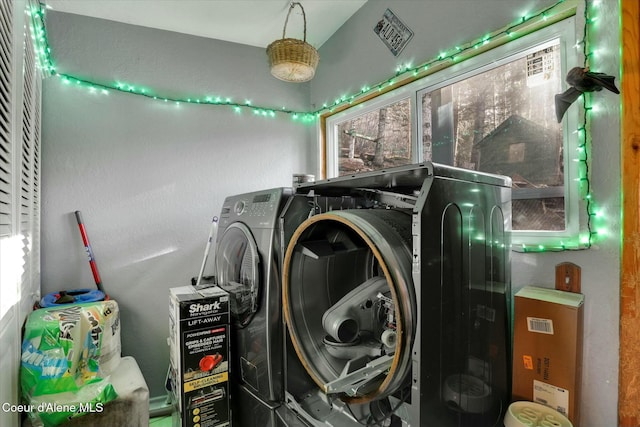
504,401,573,427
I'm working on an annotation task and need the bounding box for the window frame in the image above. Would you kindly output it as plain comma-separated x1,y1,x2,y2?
324,17,582,249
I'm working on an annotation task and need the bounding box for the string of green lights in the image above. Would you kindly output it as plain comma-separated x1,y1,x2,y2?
578,0,596,250
519,0,602,253
29,0,604,253
314,0,572,114
31,0,568,119
28,2,317,121
578,0,607,250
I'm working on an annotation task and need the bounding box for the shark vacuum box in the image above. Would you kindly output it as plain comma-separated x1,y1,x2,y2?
169,285,231,427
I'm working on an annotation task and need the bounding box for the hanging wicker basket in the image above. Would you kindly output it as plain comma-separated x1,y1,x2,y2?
267,2,319,83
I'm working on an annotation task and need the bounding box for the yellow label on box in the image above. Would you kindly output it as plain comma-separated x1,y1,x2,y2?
523,355,534,370
183,372,228,392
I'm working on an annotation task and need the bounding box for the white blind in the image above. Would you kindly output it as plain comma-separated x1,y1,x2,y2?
0,0,41,321
20,19,36,299
0,0,13,239
0,2,40,424
0,0,16,323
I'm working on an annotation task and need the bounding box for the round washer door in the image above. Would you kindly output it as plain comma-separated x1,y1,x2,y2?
215,222,260,326
283,209,416,404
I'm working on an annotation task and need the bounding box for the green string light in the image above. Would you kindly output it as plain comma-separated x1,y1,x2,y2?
308,0,573,116
30,0,603,252
28,2,316,121
519,0,601,253
29,0,606,254
31,0,569,124
576,0,596,249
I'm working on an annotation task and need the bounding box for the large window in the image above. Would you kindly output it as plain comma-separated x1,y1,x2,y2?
325,17,580,248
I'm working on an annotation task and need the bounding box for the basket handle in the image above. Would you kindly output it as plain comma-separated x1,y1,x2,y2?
282,2,307,41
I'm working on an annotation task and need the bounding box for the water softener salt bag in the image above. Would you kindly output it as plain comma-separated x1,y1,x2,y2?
20,301,121,426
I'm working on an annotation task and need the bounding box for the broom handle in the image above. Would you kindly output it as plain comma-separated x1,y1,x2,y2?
75,210,105,294
282,2,307,41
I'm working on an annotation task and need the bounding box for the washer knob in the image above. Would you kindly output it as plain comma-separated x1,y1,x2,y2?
234,201,246,215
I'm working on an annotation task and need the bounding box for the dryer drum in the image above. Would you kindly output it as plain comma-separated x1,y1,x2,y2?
283,209,416,404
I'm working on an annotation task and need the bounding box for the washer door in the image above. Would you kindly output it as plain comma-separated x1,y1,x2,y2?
283,209,416,404
215,222,260,326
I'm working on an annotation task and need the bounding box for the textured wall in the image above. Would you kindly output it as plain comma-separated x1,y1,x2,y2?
312,1,620,426
41,11,314,397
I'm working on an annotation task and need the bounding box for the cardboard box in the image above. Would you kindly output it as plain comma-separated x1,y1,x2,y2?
169,285,231,427
512,286,584,426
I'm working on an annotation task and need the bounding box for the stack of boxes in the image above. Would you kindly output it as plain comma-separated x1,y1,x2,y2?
169,286,231,427
512,286,584,426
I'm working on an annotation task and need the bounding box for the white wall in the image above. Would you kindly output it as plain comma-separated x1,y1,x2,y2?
41,11,314,397
311,1,620,427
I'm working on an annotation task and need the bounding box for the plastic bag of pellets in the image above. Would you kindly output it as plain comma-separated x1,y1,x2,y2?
20,300,121,426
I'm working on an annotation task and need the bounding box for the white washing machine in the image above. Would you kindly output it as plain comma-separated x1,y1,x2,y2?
279,163,512,427
214,187,296,427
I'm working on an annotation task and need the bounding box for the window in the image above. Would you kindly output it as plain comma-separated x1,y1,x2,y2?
418,40,564,232
325,17,580,248
326,90,416,178
335,97,412,176
508,143,526,164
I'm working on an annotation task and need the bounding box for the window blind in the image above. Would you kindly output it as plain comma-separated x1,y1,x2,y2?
0,0,13,240
0,0,41,322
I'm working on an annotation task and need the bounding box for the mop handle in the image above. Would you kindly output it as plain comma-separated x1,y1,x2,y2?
74,210,105,293
195,216,219,287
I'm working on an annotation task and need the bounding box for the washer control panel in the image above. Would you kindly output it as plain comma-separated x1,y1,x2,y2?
219,188,287,229
245,193,276,217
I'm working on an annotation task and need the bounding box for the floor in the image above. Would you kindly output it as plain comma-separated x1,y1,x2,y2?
149,415,173,427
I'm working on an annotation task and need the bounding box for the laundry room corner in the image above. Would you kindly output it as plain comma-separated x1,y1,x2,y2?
39,9,314,400
1,0,636,426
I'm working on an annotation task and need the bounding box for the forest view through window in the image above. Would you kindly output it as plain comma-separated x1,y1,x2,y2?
336,98,412,175
326,16,580,247
332,40,565,232
421,42,564,231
